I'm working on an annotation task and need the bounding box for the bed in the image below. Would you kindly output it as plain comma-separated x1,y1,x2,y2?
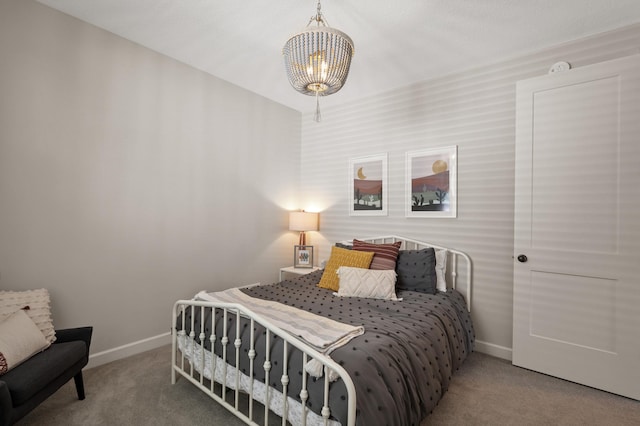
171,235,474,426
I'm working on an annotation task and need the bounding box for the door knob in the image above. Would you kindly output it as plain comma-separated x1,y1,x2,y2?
517,254,528,263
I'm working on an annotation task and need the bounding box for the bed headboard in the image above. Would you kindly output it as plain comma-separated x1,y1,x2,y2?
342,235,472,311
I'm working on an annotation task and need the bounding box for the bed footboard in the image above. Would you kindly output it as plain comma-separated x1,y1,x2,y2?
171,299,357,426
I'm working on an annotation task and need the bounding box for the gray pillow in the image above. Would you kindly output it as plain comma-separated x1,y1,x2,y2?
395,248,437,294
334,242,352,250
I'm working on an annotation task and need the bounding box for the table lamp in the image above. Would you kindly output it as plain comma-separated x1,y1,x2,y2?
289,211,318,245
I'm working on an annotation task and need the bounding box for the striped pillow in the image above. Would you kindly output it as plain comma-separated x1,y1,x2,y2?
352,239,402,270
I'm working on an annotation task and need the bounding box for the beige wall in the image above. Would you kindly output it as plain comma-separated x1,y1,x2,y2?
300,24,640,359
0,0,301,360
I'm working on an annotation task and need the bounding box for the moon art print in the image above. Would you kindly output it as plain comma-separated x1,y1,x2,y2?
357,167,367,180
432,159,448,174
406,146,457,218
349,154,388,216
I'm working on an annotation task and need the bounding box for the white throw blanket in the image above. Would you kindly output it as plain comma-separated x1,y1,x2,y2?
194,288,364,380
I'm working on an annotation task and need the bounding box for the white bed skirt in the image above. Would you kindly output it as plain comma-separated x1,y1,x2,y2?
177,334,341,426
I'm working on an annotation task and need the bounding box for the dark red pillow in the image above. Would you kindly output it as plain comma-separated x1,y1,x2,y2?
352,239,402,270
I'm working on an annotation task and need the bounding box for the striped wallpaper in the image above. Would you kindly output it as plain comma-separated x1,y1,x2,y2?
299,23,640,358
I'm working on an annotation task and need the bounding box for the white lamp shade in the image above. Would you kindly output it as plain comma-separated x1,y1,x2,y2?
289,211,318,232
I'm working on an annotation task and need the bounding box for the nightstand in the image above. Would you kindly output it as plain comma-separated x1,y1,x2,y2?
279,266,321,281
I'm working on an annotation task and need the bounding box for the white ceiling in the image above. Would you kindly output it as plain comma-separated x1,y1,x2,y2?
36,0,640,113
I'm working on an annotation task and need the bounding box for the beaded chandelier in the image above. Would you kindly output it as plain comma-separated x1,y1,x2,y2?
283,0,354,122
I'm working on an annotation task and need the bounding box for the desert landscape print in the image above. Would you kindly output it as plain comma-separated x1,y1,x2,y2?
411,154,450,212
353,161,383,211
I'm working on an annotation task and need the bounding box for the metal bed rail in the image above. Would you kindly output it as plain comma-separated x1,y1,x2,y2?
171,299,356,426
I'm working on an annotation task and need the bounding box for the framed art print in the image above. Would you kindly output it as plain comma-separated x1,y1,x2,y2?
406,146,457,218
294,245,314,268
349,153,388,216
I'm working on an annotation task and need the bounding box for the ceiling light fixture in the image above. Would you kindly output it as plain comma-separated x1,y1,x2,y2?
283,0,354,122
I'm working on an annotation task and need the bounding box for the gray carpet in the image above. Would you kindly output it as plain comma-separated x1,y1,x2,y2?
19,345,640,425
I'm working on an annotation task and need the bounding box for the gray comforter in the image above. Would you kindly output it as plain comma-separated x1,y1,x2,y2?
178,270,474,426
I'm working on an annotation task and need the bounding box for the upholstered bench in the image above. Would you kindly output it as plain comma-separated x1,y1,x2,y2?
0,327,92,425
0,289,92,425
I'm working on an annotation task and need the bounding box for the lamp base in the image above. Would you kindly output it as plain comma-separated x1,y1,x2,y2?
299,231,306,246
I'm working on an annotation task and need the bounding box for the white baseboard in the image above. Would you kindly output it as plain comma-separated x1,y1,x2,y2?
87,332,171,369
86,334,512,369
474,339,513,361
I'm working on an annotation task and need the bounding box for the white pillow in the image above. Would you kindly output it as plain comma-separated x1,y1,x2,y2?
0,309,50,375
335,267,400,301
435,249,448,292
0,289,56,344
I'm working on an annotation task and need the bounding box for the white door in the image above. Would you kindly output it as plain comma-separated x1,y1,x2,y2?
513,54,640,400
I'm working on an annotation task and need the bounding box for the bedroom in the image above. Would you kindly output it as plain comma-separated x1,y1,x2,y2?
1,0,639,424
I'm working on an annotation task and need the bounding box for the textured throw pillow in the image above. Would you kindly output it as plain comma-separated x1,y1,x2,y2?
318,246,374,291
352,239,402,270
395,248,437,294
435,249,448,292
336,267,399,300
0,309,50,375
0,289,56,344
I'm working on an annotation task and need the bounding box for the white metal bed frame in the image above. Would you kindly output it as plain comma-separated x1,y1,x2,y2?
171,236,472,426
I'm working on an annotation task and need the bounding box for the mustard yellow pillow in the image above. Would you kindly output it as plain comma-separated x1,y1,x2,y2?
318,246,374,291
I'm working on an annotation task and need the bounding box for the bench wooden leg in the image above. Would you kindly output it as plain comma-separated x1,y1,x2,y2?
73,371,86,400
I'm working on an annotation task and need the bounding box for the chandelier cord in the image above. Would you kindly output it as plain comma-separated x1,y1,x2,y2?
314,91,322,122
307,0,329,27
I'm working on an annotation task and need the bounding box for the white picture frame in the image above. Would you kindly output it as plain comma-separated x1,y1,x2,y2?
348,153,388,216
405,146,457,218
